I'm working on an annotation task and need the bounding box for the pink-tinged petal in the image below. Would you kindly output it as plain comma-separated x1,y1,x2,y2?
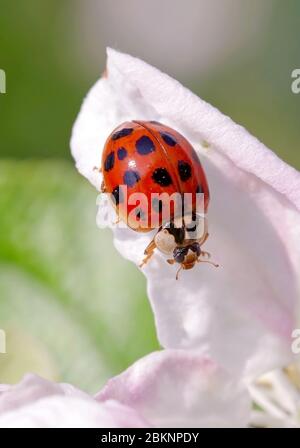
71,49,300,378
0,373,89,415
0,396,149,428
0,374,149,428
96,350,251,428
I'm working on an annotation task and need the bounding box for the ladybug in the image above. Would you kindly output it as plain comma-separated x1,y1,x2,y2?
101,120,218,279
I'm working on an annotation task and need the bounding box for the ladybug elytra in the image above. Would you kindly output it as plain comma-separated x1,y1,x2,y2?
101,120,218,279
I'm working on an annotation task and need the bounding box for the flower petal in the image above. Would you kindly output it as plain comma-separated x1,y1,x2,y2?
0,374,149,428
71,49,300,378
96,350,251,428
0,373,89,414
0,396,149,428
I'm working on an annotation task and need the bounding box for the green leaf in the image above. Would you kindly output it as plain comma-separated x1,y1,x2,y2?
0,160,158,393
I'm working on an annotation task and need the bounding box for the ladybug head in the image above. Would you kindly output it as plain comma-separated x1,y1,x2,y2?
154,217,201,256
148,216,217,280
154,223,201,271
173,242,201,269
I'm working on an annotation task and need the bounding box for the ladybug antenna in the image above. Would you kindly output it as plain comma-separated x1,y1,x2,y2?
197,258,219,268
176,265,183,280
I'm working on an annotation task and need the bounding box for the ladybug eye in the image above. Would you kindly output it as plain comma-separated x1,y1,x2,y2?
173,247,188,263
189,243,201,256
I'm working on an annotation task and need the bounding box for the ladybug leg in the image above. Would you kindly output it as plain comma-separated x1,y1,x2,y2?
114,216,121,225
199,231,209,246
93,166,102,173
176,265,183,280
101,181,107,193
168,259,183,280
197,217,209,246
197,257,219,268
139,239,157,268
200,250,211,259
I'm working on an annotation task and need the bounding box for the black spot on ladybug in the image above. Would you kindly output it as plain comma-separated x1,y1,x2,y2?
196,184,203,194
178,160,192,181
150,120,163,125
135,208,146,221
111,186,124,206
117,147,127,160
152,198,163,213
160,132,177,147
111,128,133,141
152,168,173,186
123,170,141,187
136,135,155,155
104,151,115,172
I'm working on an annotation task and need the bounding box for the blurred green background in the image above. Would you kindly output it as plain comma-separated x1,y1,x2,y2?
0,0,299,392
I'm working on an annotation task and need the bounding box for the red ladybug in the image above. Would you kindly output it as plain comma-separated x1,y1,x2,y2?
101,120,218,278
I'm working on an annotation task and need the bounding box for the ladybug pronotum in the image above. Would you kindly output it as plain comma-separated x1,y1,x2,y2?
101,120,218,279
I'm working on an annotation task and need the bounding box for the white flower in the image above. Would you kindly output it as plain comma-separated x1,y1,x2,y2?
0,351,251,428
96,350,250,428
0,373,148,428
71,48,300,380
